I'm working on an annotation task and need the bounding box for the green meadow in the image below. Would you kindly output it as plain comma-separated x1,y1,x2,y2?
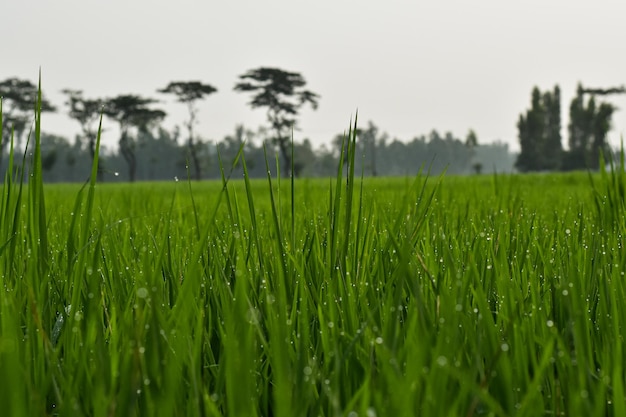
2,96,626,416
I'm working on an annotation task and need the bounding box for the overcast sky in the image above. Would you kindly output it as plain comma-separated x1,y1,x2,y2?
4,1,626,153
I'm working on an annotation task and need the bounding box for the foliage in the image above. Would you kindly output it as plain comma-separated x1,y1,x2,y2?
104,95,166,182
62,89,104,179
62,90,102,157
515,85,562,172
0,77,55,163
564,84,617,170
234,67,320,177
158,81,218,180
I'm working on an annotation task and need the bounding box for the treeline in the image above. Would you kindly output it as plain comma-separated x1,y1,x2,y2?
2,123,514,182
0,68,516,182
516,83,625,172
8,71,621,180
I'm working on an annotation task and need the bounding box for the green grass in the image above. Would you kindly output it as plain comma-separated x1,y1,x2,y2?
1,89,626,417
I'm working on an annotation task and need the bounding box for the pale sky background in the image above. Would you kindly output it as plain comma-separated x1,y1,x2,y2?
3,1,626,153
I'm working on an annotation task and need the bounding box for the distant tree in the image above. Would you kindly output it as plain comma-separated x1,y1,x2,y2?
515,86,562,172
62,89,104,179
358,121,388,177
464,129,479,173
292,138,317,177
564,83,620,170
310,144,337,177
219,124,254,171
234,67,319,177
158,81,217,180
104,95,166,182
465,129,478,148
0,77,56,165
543,86,562,169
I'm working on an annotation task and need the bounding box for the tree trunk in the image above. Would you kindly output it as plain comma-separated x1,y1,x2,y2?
119,134,136,182
189,140,202,180
277,136,291,178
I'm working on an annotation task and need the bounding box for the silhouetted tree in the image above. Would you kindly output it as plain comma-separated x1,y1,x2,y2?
0,77,56,165
565,85,615,170
234,67,319,177
358,121,387,176
564,84,621,170
465,129,478,148
543,86,562,169
158,81,217,180
516,86,562,172
104,95,165,182
62,89,104,179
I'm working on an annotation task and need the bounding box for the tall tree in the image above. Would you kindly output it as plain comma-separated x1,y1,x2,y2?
465,129,479,174
104,95,165,182
543,86,562,169
565,84,616,170
358,121,388,177
234,67,319,177
62,89,104,179
0,77,56,165
465,129,478,148
158,81,217,180
515,86,562,172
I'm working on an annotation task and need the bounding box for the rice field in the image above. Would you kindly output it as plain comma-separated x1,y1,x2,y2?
1,94,626,417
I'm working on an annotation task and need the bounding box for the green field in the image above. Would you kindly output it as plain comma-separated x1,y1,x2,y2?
2,107,626,416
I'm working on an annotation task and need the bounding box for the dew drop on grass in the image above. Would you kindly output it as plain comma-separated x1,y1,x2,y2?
436,356,448,367
547,320,554,328
501,343,509,352
137,288,149,299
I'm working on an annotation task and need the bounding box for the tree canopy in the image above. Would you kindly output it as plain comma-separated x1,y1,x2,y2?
158,81,217,180
104,95,166,181
0,77,56,160
234,67,319,176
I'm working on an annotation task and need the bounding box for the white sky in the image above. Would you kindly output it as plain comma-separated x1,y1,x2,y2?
3,1,626,153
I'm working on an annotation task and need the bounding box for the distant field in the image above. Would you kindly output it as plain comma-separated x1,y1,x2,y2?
2,104,626,415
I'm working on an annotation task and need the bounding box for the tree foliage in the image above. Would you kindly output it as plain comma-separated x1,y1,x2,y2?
564,84,617,170
104,95,166,182
234,67,319,176
515,86,562,172
0,77,56,163
62,89,104,177
158,81,217,180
